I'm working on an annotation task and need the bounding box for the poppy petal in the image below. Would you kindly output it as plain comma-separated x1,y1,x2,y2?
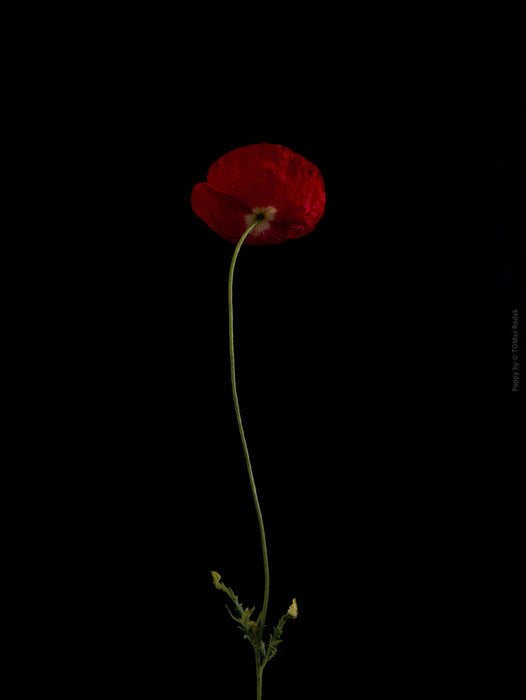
207,143,324,214
207,144,289,210
191,183,251,243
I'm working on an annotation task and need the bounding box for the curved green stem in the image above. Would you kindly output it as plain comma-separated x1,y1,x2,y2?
228,218,270,647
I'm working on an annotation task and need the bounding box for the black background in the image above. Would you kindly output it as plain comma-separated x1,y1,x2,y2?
172,32,522,699
32,23,524,699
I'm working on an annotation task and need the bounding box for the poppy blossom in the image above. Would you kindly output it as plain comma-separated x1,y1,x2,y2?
191,143,326,245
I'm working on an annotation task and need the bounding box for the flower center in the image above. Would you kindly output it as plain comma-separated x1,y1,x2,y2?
244,206,277,235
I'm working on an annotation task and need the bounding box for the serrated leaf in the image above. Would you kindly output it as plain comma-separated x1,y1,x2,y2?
212,573,261,649
240,607,255,627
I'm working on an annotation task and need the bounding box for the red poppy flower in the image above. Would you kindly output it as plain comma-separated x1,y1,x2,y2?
191,143,326,245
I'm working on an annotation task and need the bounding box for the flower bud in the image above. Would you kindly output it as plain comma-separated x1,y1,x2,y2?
287,598,298,619
211,571,222,589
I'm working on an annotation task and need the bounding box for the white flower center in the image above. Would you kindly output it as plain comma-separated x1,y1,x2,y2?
244,206,277,235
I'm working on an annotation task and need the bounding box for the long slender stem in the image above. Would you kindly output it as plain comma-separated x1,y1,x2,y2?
228,218,270,648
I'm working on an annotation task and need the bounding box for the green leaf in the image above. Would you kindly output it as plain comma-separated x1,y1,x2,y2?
211,572,260,649
261,599,298,669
